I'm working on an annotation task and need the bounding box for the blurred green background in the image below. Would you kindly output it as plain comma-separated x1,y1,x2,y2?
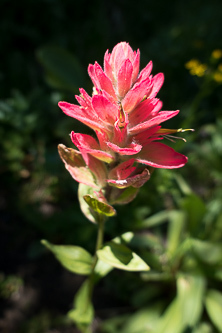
1,0,222,332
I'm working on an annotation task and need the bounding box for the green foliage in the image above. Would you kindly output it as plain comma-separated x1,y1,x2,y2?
68,280,94,333
97,242,150,272
83,195,116,218
41,240,93,275
205,290,222,332
1,0,222,332
98,178,222,332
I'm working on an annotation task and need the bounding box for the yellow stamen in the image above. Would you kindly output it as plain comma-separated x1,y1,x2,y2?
157,128,194,143
118,102,126,128
158,128,194,134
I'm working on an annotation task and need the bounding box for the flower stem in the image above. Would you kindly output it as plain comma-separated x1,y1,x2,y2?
90,215,105,286
86,215,105,332
96,216,105,252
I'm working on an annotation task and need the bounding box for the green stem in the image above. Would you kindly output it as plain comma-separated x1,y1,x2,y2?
90,216,105,287
96,216,105,252
85,216,105,333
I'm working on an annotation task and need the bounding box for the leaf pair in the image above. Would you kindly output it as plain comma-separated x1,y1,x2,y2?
41,234,149,276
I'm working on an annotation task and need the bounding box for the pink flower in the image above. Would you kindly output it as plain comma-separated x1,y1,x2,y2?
58,42,188,197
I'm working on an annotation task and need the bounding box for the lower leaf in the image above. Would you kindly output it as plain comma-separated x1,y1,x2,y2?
68,279,94,329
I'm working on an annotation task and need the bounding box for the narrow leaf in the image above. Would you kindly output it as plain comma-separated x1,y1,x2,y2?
167,211,186,255
180,194,206,235
135,210,178,229
41,240,93,275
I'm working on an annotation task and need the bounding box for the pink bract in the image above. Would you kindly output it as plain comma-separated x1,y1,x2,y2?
58,42,188,192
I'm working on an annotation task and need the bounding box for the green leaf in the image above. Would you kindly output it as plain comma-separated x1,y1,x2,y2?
112,231,135,244
156,297,185,333
156,274,205,333
192,322,213,333
37,46,86,92
177,274,205,327
135,210,177,229
121,304,164,333
174,173,193,196
97,242,150,271
167,211,186,255
41,240,93,275
180,194,206,235
68,279,94,329
191,239,222,265
118,232,164,271
93,232,138,281
205,289,222,332
140,271,171,282
84,195,116,217
93,259,113,282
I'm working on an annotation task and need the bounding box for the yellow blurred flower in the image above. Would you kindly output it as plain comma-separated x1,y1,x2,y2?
213,72,222,83
185,59,207,77
211,49,222,59
218,63,222,72
185,59,200,70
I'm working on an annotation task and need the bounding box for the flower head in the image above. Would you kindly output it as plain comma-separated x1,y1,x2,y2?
58,42,188,203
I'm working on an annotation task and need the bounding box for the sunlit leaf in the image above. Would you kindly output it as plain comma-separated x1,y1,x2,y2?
112,231,135,244
156,274,205,333
156,297,184,333
177,274,205,327
121,304,164,333
84,195,116,217
97,242,150,271
205,289,222,332
41,240,93,275
93,259,113,282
